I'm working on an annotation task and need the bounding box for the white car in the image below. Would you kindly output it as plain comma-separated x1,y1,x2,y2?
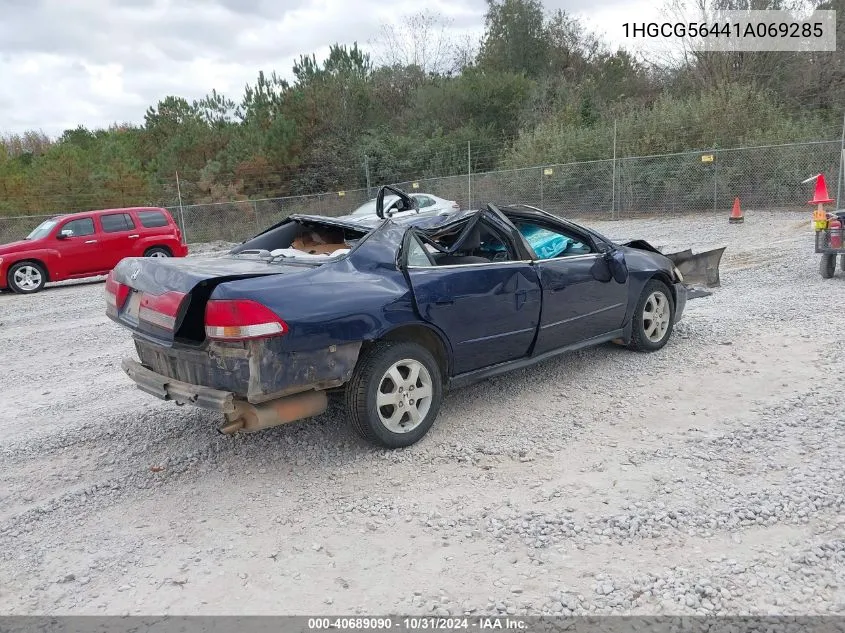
348,193,460,219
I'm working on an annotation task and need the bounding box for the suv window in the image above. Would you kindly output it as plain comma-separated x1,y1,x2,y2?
61,218,95,237
101,213,135,233
137,210,169,228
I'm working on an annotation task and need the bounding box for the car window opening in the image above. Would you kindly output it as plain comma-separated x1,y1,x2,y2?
512,220,594,259
415,216,517,266
237,219,369,263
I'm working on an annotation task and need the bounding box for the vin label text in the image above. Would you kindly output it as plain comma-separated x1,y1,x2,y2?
622,9,836,51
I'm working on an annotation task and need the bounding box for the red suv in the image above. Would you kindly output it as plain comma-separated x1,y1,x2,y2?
0,207,188,294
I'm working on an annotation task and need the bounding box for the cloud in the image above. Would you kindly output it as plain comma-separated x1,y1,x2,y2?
0,0,638,136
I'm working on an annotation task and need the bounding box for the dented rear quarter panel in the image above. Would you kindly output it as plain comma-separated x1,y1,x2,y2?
209,225,430,349
201,224,453,400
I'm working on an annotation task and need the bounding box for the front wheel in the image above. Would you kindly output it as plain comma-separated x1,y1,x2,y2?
8,261,47,294
345,341,443,448
628,279,675,352
144,247,171,258
820,254,836,279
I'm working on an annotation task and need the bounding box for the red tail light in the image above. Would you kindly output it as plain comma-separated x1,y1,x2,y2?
139,291,186,330
105,272,130,311
205,300,287,341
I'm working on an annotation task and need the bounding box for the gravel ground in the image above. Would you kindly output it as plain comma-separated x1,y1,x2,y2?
0,210,843,616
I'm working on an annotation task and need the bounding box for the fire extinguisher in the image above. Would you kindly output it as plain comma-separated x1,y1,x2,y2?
828,215,842,249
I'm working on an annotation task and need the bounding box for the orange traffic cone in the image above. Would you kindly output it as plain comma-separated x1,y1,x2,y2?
809,173,834,205
729,197,743,224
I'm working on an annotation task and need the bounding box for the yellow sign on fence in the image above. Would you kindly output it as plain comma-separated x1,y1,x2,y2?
543,168,554,175
338,191,345,197
701,154,714,163
412,182,419,189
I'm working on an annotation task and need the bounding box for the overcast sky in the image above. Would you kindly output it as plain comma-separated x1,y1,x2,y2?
0,0,661,137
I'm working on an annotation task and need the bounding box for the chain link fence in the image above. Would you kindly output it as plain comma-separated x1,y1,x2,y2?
165,190,374,244
1,140,842,246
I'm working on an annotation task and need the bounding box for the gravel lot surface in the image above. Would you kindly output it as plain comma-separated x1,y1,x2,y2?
0,211,843,616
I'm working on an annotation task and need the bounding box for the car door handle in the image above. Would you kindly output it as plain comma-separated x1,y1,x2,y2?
85,239,97,244
434,299,454,306
128,234,139,239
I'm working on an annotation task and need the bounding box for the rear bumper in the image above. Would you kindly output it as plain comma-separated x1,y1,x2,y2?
122,357,237,414
122,357,330,432
130,337,362,403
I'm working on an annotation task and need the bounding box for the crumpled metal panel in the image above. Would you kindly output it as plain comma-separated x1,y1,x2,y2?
133,337,361,402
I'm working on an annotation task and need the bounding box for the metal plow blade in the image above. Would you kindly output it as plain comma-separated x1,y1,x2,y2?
664,246,726,296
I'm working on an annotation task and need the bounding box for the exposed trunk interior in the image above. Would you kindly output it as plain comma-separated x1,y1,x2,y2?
231,218,369,258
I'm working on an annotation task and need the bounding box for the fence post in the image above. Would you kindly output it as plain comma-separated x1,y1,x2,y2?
713,148,718,213
253,200,260,233
175,171,188,243
839,148,845,210
611,119,617,220
539,166,544,209
364,155,371,196
467,141,472,209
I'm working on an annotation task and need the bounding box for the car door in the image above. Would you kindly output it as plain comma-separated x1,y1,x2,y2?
97,212,138,269
403,219,541,376
54,217,100,275
515,220,629,354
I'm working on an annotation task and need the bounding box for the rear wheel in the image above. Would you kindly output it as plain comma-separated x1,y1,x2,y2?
628,279,675,352
345,341,443,448
8,261,47,294
144,247,171,258
820,254,836,279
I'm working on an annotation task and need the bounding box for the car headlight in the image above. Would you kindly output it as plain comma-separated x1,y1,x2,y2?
672,265,684,283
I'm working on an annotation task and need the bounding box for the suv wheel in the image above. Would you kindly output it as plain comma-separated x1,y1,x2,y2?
144,247,171,258
8,262,47,294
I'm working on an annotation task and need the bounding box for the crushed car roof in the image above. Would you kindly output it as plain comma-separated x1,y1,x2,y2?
290,209,477,231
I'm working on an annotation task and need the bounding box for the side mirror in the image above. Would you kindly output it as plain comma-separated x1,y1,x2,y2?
590,248,629,283
604,249,629,283
57,229,73,239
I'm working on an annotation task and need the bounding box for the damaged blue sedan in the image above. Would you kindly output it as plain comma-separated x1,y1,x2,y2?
106,186,723,448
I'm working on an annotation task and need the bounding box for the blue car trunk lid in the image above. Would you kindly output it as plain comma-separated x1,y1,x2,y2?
107,255,311,345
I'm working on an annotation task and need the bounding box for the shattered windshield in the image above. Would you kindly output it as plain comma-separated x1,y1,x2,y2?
25,219,58,240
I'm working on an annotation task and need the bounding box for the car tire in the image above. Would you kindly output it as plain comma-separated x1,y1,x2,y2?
627,278,675,352
820,254,836,279
7,261,47,294
144,247,171,258
345,341,443,448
